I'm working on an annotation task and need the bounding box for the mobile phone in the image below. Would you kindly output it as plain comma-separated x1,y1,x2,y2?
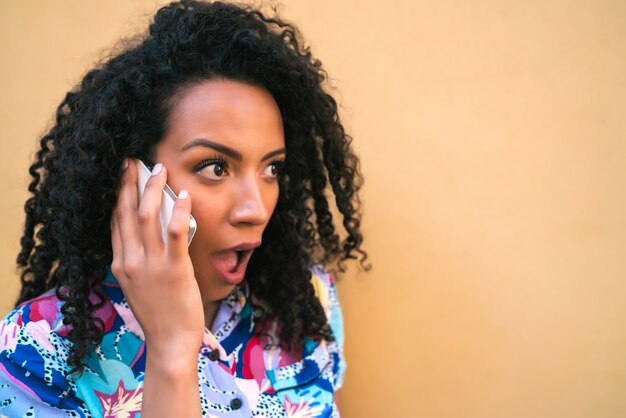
135,159,197,246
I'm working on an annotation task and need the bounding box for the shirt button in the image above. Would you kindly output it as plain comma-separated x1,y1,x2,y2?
230,398,242,410
208,349,220,361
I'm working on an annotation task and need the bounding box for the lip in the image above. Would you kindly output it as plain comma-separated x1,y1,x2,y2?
223,241,261,252
210,241,260,285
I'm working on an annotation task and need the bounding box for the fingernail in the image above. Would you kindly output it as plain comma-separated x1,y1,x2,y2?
122,159,129,170
178,189,189,199
151,163,163,176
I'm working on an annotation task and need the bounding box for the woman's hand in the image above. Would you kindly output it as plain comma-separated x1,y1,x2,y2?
110,159,204,359
111,160,204,417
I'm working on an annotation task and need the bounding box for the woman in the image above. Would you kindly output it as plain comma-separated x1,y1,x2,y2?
0,1,366,417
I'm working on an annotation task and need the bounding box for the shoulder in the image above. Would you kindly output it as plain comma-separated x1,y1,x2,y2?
310,263,335,287
1,290,67,344
309,265,347,392
309,264,340,320
0,284,118,354
0,292,78,413
0,288,117,415
0,290,73,378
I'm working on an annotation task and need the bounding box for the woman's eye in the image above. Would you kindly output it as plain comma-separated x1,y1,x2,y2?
262,161,283,178
198,161,228,180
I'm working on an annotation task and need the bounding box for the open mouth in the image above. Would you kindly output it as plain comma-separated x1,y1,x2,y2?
211,244,258,284
232,249,248,272
231,250,245,273
212,248,254,284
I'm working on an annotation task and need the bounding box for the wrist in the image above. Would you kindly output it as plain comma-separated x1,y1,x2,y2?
142,341,202,418
145,338,200,372
146,348,198,377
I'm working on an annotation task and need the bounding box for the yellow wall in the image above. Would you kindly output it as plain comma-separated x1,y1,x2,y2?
1,1,625,417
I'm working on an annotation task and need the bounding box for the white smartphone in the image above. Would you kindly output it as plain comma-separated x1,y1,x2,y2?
135,159,197,246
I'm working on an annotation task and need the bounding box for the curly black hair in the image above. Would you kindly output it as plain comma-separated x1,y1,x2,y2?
15,0,367,375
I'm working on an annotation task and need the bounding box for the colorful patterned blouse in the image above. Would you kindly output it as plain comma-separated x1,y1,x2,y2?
0,265,345,417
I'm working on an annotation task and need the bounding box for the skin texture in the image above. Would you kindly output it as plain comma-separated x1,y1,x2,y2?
110,79,285,416
155,79,285,325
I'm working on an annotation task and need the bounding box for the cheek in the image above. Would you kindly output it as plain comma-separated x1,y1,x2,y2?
190,193,227,239
264,185,280,216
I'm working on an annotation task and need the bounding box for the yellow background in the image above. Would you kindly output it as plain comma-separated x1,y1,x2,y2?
1,1,625,417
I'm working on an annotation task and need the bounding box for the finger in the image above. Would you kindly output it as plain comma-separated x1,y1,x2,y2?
137,161,168,255
116,159,143,269
167,189,192,261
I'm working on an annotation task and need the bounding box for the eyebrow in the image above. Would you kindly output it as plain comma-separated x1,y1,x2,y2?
181,138,286,162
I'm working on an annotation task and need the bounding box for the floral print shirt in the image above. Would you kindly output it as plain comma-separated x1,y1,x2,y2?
0,265,345,417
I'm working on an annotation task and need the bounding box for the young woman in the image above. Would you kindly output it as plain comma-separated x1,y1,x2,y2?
0,1,366,417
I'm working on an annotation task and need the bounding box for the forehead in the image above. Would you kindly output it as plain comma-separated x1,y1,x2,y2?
162,79,284,152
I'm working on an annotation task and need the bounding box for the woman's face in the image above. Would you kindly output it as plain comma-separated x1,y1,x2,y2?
154,79,285,304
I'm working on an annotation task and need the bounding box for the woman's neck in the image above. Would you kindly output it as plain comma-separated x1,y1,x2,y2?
203,301,220,331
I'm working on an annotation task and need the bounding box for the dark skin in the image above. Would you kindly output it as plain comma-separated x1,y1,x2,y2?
110,79,285,416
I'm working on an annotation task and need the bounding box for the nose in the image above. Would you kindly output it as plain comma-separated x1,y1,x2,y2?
229,176,270,226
